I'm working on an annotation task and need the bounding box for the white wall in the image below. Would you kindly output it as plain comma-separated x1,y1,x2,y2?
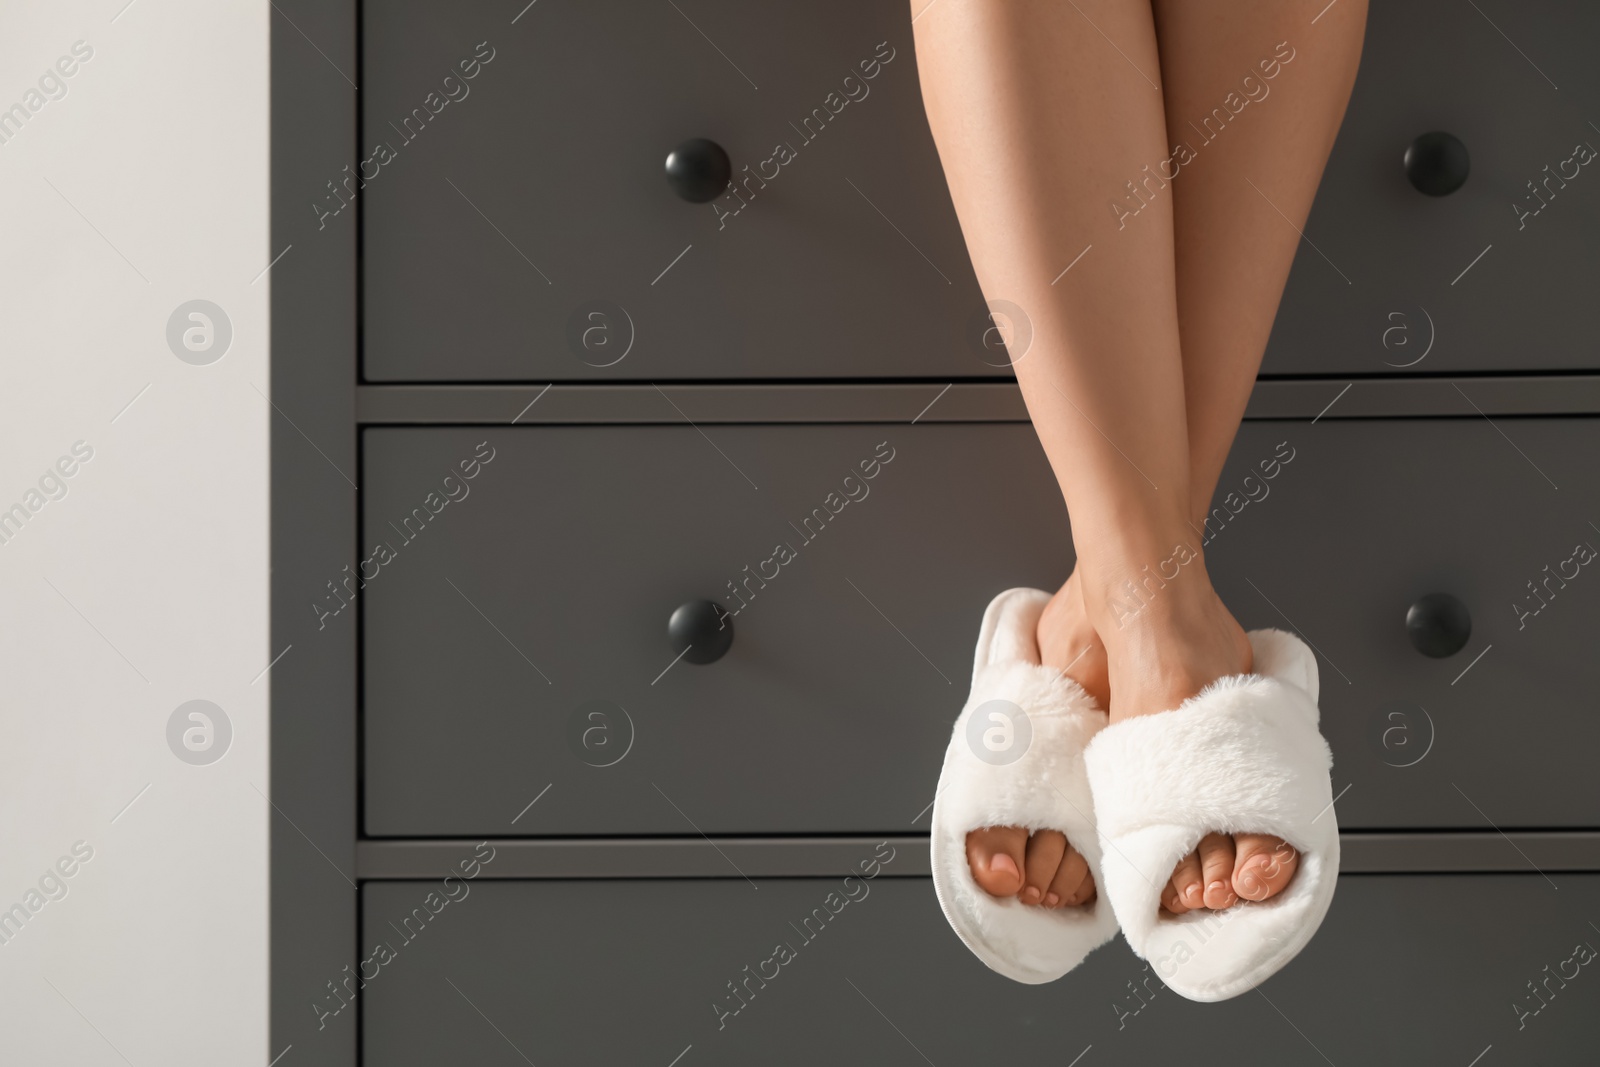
0,1,268,1063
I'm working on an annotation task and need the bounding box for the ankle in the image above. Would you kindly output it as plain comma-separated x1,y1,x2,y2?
1080,550,1254,722
1077,540,1214,637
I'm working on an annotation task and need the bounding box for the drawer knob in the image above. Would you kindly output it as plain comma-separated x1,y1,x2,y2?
668,599,734,664
1406,593,1471,658
664,138,731,203
1404,132,1470,197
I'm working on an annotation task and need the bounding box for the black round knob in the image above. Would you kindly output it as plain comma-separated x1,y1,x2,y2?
668,600,733,664
1404,132,1470,197
1406,593,1471,658
664,138,731,203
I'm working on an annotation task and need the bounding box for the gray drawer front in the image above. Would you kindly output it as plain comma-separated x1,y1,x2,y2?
361,423,1067,836
359,0,987,382
359,874,1600,1065
362,419,1600,836
1204,418,1600,830
1264,1,1600,375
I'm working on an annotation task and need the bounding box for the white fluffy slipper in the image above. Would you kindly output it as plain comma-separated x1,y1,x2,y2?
930,588,1120,984
1083,629,1338,1002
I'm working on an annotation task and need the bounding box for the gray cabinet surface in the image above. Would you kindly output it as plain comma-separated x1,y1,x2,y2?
359,0,1600,383
360,0,988,382
1263,0,1600,375
361,419,1600,836
1204,417,1600,831
360,422,1068,836
273,1,1600,1063
360,874,1600,1065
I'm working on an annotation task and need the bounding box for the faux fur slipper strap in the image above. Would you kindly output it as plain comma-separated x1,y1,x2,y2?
1083,629,1338,1002
930,588,1119,984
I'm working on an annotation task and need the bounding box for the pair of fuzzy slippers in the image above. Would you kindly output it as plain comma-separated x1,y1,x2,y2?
931,588,1338,1001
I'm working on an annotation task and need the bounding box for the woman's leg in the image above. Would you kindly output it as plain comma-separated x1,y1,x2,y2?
914,0,1366,913
913,0,1248,909
1157,0,1367,526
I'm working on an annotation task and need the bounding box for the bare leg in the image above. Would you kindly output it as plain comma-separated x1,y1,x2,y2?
1160,0,1367,524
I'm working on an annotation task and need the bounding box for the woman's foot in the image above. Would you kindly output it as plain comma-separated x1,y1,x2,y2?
1080,549,1300,914
964,572,1103,909
963,564,1302,913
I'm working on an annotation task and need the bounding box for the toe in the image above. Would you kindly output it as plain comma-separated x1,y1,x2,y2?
965,826,1028,897
1170,848,1204,911
1196,832,1238,910
1232,834,1300,902
1021,830,1067,906
1160,879,1190,915
1046,844,1094,907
